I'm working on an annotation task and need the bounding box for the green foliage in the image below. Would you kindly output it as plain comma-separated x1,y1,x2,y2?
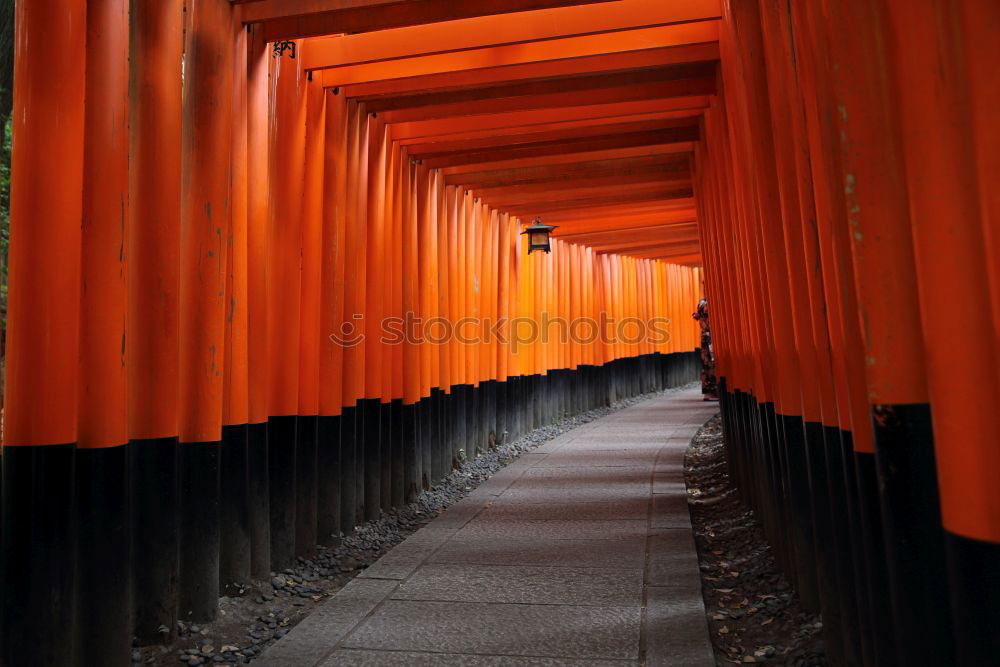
1,115,9,309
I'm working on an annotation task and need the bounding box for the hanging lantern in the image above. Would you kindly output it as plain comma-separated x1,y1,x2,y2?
522,217,557,254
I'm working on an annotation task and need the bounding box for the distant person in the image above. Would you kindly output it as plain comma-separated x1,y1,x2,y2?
693,297,718,401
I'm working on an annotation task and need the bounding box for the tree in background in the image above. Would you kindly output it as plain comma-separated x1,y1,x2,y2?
1,0,13,411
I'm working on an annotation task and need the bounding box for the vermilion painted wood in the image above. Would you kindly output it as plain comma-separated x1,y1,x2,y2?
440,142,700,179
397,102,706,144
318,25,719,90
246,0,626,42
381,80,714,125
299,79,326,416
267,52,306,419
128,0,184,439
178,0,234,443
345,44,719,100
79,0,129,449
225,24,250,429
5,0,86,447
403,116,700,157
300,0,719,70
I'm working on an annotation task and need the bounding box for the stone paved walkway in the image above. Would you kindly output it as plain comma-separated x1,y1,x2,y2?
258,388,719,666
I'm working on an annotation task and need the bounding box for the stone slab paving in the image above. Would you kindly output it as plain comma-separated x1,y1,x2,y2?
257,388,719,667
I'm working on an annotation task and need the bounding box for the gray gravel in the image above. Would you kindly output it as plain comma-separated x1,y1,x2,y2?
685,415,826,666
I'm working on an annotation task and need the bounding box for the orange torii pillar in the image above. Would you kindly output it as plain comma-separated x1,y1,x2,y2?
416,166,436,481
482,207,500,449
442,185,461,470
384,143,402,508
77,1,131,664
756,0,824,616
246,23,272,579
295,75,327,557
267,46,306,569
220,18,252,592
823,0,954,663
177,0,234,622
381,136,400,511
496,213,513,444
401,156,423,502
128,0,183,644
955,1,1000,657
318,86,349,544
794,4,894,662
436,178,456,480
1,1,85,664
340,100,367,530
886,1,1000,663
724,0,817,610
362,112,384,521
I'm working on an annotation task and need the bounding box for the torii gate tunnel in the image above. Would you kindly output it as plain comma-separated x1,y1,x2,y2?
1,0,998,665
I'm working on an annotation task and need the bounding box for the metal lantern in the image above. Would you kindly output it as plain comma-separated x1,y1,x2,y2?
522,217,558,254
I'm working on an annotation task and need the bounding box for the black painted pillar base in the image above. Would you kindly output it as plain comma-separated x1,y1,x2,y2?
380,401,393,513
267,416,297,570
339,405,358,534
778,415,820,612
317,415,341,546
840,432,875,667
945,532,1000,666
872,402,954,665
390,399,405,508
824,426,864,667
531,375,543,429
247,422,270,579
1,444,77,665
802,421,845,667
430,388,446,482
445,388,458,465
178,440,221,623
401,402,421,502
75,443,131,667
418,396,433,490
853,450,897,667
471,382,480,453
130,437,179,644
295,416,318,558
475,381,488,456
507,377,520,442
484,380,497,448
360,398,382,522
496,381,508,447
220,424,251,591
455,385,470,465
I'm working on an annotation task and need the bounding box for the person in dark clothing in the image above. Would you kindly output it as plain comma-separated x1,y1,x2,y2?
693,297,718,401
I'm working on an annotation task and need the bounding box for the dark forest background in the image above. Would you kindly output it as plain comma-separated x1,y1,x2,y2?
2,2,17,403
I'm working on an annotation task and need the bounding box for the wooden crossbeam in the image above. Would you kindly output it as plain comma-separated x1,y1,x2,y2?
405,116,698,158
420,127,699,168
243,0,625,42
300,0,720,69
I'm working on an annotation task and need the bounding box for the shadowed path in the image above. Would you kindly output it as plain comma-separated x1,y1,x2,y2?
258,388,718,666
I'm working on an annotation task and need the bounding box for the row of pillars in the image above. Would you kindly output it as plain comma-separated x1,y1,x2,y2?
695,1,999,666
0,1,704,665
